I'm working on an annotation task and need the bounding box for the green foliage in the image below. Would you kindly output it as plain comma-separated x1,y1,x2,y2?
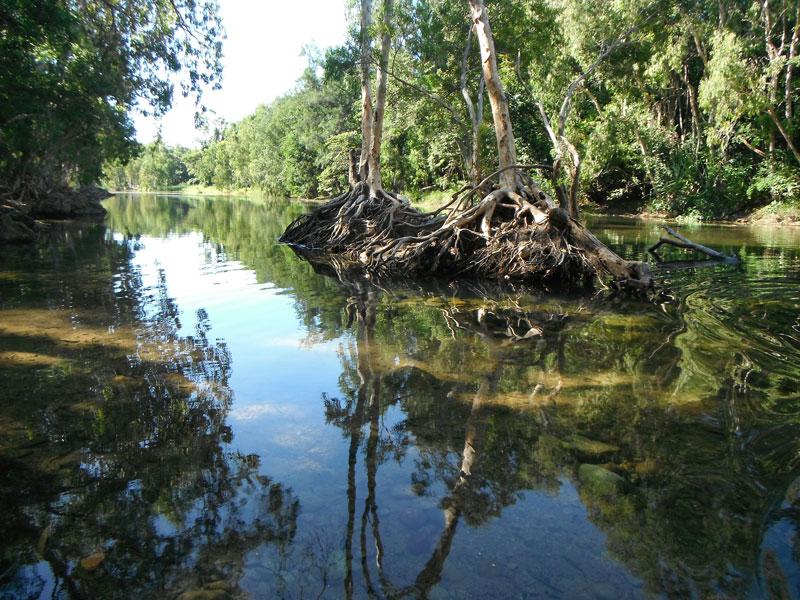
0,0,223,197
103,140,191,191
45,0,800,219
178,61,360,198
699,30,752,137
748,159,800,202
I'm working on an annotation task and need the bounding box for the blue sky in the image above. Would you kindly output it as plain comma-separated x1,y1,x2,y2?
133,0,348,147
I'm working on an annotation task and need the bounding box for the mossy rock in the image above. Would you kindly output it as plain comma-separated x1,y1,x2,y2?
563,434,619,458
578,464,626,497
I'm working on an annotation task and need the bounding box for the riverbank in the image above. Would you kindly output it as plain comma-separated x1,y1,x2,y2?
0,186,111,243
739,200,800,225
111,185,800,226
586,197,800,227
110,184,258,197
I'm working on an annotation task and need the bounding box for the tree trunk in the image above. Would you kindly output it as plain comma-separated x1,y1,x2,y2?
472,75,485,183
358,0,374,183
764,0,784,155
680,66,703,147
767,107,800,163
460,25,485,187
786,1,800,120
348,149,360,188
467,0,520,191
366,0,393,194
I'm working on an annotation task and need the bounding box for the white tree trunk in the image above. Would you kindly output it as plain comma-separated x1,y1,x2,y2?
467,0,520,191
460,25,485,186
358,0,374,183
366,0,393,193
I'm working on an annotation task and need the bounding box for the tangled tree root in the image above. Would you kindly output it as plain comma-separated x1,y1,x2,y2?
280,178,653,293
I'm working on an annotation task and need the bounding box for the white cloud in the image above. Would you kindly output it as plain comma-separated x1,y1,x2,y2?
230,402,303,421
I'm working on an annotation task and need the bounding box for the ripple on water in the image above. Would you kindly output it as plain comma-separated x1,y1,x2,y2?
660,252,800,422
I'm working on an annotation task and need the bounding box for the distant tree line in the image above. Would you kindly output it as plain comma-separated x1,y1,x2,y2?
103,139,191,191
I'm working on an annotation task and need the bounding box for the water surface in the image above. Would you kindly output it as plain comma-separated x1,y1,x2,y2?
1,194,799,599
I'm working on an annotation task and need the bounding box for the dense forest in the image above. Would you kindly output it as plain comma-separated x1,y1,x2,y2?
4,0,800,219
106,0,800,219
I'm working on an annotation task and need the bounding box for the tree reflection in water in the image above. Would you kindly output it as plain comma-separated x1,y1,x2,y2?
4,196,798,598
0,226,298,599
317,269,800,599
105,194,800,598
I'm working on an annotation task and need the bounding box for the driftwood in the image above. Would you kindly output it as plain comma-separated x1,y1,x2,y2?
648,225,738,264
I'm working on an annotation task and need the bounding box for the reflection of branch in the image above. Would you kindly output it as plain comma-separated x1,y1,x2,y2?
359,373,382,597
344,383,366,599
411,368,496,595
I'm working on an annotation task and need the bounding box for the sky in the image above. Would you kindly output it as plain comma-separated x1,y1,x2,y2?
133,0,349,148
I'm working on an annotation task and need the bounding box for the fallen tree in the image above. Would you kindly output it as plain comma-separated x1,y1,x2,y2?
281,0,654,293
648,225,739,264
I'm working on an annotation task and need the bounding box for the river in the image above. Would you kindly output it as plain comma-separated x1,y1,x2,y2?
1,193,799,599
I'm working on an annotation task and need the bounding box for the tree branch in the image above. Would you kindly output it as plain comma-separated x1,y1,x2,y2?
378,57,465,127
767,106,800,162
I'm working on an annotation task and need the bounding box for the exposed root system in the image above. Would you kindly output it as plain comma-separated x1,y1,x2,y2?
281,174,653,293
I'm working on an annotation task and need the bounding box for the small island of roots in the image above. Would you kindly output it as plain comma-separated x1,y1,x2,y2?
281,0,653,294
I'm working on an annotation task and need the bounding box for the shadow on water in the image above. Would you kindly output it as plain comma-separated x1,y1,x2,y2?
1,193,799,598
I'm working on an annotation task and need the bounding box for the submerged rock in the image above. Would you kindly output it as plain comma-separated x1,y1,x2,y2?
577,464,626,497
563,434,619,458
79,551,106,572
177,589,232,600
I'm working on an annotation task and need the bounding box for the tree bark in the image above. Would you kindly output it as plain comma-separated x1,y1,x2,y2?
467,0,520,191
366,0,393,194
348,149,360,188
460,25,485,186
358,0,374,183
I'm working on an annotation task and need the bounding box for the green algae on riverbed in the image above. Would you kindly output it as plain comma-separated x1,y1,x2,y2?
1,193,800,599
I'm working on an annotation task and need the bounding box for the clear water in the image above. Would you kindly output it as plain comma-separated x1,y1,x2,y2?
1,193,799,599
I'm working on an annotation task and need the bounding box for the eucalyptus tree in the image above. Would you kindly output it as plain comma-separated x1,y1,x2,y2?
386,0,489,186
355,0,396,195
282,0,655,293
